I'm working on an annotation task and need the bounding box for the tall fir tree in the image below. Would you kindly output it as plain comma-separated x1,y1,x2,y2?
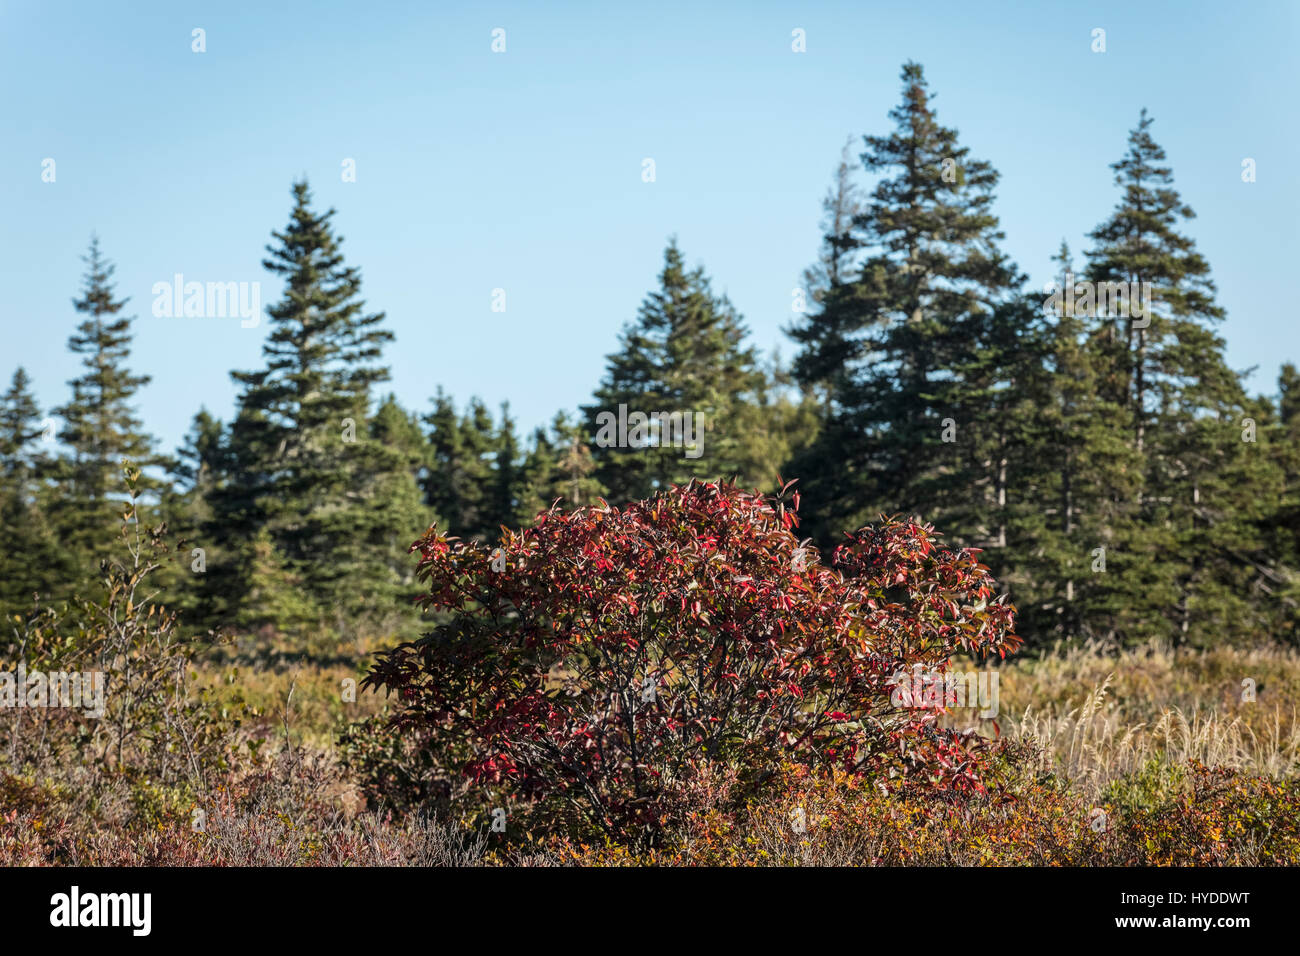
793,137,866,400
788,62,1030,548
204,181,423,641
1265,364,1300,640
584,239,778,502
1082,111,1275,647
489,403,523,534
362,394,438,633
50,237,158,576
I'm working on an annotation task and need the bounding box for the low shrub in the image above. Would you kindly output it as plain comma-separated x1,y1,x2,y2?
549,750,1300,867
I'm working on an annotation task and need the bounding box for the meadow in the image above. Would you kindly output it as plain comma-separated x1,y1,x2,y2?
3,486,1296,867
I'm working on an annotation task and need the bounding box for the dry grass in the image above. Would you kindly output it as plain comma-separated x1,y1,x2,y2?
951,641,1300,798
6,638,1298,865
206,639,1300,804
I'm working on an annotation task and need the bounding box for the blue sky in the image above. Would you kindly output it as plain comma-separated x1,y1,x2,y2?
2,0,1296,455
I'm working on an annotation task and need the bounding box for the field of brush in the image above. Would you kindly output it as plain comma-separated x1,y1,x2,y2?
5,638,1296,866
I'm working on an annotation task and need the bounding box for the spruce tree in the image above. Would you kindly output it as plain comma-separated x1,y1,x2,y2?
540,412,605,509
1007,243,1142,645
358,394,435,636
791,137,865,399
584,239,771,502
156,408,226,624
422,390,496,541
0,368,67,615
1083,111,1272,647
1266,365,1300,640
788,62,1028,546
489,403,523,533
370,393,432,497
1085,110,1242,451
207,180,419,640
50,237,158,574
1280,364,1300,425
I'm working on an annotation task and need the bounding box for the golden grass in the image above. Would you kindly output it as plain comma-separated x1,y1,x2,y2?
955,641,1300,796
197,635,1300,796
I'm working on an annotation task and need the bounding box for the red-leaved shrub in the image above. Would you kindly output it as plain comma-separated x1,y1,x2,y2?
364,480,1018,845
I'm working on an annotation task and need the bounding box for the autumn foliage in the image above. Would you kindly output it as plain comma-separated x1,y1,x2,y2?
364,480,1019,844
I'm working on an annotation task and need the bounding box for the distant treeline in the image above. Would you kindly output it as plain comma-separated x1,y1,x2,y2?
3,63,1297,650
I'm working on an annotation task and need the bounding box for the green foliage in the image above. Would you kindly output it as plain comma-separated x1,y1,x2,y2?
1072,108,1279,648
585,239,807,502
46,238,162,590
1102,758,1188,817
789,62,1032,548
1,464,249,809
787,64,1298,650
0,368,68,618
196,181,428,643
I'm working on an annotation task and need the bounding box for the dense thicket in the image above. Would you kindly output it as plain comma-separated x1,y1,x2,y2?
788,63,1294,649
